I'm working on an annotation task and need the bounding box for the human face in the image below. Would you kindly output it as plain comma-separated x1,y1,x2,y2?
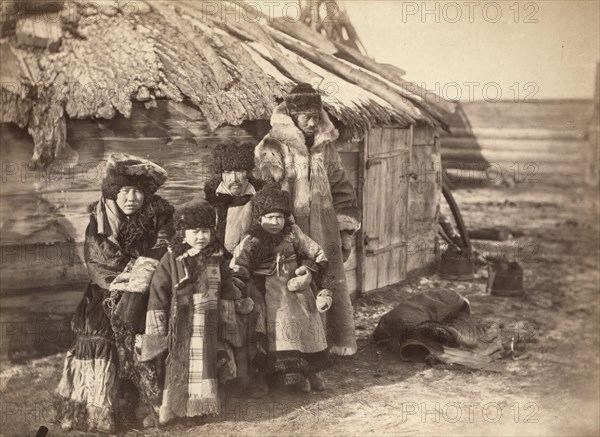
222,170,249,196
116,186,145,216
259,212,285,234
296,112,321,136
184,228,212,250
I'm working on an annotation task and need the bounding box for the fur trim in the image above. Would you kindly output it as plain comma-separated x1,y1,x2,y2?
212,141,256,174
252,183,292,219
174,200,216,230
285,83,323,114
245,219,294,259
101,154,168,200
254,103,339,182
337,214,361,233
329,345,357,356
204,175,265,208
168,233,223,260
109,195,173,258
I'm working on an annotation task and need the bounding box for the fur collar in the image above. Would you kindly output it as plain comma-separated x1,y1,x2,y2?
204,175,265,208
168,232,224,260
268,102,339,155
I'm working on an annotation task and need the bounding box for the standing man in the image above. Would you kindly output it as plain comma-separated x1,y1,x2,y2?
204,141,264,390
254,83,361,356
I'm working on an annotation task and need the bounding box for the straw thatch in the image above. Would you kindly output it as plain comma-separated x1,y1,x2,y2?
1,0,454,167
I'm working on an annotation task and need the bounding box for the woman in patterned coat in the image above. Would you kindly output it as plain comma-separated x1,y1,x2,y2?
56,154,175,433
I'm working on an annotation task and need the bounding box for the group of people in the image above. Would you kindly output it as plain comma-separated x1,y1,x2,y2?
56,84,361,433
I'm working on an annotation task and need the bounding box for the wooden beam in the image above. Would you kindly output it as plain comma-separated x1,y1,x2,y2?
153,1,233,90
265,26,418,126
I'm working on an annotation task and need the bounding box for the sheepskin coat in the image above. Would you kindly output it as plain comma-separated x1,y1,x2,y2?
254,102,361,355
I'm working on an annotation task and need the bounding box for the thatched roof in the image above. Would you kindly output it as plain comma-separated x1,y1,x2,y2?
0,0,454,167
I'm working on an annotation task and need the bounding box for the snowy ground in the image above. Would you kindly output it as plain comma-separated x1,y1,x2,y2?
1,183,598,437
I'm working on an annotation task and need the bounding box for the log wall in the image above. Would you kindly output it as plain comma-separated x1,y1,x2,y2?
440,100,595,186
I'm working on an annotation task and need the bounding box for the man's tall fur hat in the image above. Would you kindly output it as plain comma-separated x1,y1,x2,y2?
285,83,323,115
101,153,168,200
212,141,256,174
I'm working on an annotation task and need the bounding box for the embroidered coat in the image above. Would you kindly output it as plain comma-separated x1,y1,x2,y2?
56,196,174,434
254,103,361,355
230,222,332,375
141,240,241,425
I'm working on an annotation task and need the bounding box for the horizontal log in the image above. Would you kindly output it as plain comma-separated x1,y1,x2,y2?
469,227,513,241
441,148,584,164
443,127,587,140
441,137,587,152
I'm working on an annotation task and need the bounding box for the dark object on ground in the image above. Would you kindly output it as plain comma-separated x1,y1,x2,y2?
371,289,505,371
439,245,475,280
469,227,513,241
488,261,524,296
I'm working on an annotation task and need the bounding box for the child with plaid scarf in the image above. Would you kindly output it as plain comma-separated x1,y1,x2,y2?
140,200,251,426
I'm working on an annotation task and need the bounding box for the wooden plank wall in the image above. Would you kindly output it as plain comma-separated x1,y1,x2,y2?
440,100,595,186
362,127,412,293
1,101,255,290
406,123,441,275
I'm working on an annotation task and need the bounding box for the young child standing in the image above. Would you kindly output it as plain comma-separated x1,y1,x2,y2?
231,184,333,396
141,200,243,425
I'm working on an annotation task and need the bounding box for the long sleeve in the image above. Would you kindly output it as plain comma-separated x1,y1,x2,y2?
219,257,242,300
229,235,255,287
326,145,361,234
84,214,129,290
141,253,173,361
292,224,328,273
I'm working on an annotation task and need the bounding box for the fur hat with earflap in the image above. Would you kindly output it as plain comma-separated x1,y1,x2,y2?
101,153,168,200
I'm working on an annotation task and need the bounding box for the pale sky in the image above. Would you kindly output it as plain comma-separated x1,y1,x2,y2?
342,0,600,100
254,0,600,100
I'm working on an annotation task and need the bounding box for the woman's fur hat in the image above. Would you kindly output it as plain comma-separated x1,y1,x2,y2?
101,153,168,200
252,183,292,219
212,140,256,174
285,83,323,115
174,199,217,230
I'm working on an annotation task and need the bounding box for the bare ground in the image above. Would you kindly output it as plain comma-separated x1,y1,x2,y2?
1,183,599,437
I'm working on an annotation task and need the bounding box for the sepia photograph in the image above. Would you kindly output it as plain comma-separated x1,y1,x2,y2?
0,0,598,436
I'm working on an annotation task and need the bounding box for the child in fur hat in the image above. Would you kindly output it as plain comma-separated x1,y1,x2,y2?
230,183,333,396
141,200,246,425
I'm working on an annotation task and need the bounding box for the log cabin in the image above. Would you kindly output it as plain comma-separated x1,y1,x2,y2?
1,0,454,298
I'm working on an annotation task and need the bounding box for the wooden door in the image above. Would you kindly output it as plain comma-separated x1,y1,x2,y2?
361,126,412,292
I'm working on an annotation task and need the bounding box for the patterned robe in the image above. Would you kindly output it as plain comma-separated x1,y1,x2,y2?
56,196,174,434
142,240,241,425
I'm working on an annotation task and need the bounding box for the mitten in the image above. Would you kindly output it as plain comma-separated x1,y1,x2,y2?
235,297,255,314
287,265,313,292
316,289,333,313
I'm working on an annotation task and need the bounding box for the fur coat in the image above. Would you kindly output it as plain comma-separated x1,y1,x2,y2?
254,102,361,355
56,195,174,433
